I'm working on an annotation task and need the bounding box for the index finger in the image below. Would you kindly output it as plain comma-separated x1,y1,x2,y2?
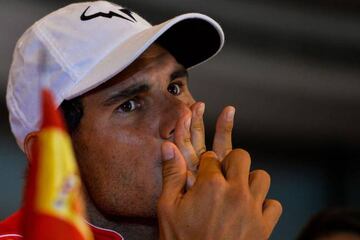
213,106,235,160
190,102,206,157
221,149,251,186
197,151,223,182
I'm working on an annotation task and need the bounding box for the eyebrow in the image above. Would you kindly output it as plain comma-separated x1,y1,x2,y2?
170,69,188,82
102,68,189,106
103,83,150,106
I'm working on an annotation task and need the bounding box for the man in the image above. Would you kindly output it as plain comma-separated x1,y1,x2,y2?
1,1,282,239
297,208,360,240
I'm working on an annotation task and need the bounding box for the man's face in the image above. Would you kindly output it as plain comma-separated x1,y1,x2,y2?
72,44,195,218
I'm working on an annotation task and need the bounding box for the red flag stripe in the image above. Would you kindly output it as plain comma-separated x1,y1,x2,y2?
41,89,65,131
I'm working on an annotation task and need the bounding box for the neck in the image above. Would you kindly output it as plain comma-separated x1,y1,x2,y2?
85,195,159,240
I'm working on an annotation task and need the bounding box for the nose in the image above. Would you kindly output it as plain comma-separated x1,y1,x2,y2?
159,98,193,140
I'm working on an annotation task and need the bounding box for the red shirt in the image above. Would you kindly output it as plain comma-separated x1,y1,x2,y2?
0,210,124,240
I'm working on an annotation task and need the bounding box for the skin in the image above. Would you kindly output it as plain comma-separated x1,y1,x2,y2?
68,44,195,238
158,146,282,240
159,93,282,239
25,43,282,239
72,44,193,218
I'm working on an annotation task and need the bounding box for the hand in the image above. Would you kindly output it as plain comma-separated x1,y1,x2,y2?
174,102,235,187
175,102,235,162
158,143,282,240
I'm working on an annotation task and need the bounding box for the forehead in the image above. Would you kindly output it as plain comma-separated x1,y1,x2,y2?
87,44,184,94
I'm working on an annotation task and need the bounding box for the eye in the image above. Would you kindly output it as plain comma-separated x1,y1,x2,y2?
117,99,139,113
167,82,182,96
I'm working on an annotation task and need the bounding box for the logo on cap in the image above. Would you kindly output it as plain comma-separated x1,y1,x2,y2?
80,6,137,22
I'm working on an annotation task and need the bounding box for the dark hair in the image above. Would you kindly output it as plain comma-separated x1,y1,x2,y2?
297,208,360,240
59,97,83,134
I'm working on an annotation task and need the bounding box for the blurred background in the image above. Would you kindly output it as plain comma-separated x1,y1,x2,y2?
1,0,360,239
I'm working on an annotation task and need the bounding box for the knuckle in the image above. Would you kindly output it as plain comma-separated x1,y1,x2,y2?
227,187,250,203
212,187,226,201
200,151,218,160
224,124,233,133
229,149,251,162
192,123,204,131
268,199,283,215
253,169,271,184
162,162,178,178
208,175,225,188
234,148,251,159
183,137,191,144
202,174,226,191
216,120,233,132
161,162,171,175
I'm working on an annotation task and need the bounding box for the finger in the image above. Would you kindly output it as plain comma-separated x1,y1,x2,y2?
262,199,283,236
160,141,187,202
249,170,271,202
190,102,206,157
197,151,223,181
213,106,235,160
221,149,251,187
174,114,199,171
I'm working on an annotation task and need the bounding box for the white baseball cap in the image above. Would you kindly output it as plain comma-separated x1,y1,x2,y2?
6,0,224,151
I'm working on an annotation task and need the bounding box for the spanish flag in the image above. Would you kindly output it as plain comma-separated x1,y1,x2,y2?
22,89,93,240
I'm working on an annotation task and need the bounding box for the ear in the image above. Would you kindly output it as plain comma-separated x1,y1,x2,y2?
24,132,40,162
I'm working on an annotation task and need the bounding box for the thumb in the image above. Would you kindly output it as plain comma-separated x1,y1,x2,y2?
160,141,187,202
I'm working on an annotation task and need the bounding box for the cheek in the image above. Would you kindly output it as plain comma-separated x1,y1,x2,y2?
108,127,163,183
73,115,164,217
107,124,164,190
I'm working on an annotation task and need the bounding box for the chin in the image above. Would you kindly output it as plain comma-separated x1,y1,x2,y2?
110,204,159,220
113,193,160,219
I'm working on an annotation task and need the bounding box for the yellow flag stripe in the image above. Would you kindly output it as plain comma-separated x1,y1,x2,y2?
35,128,93,240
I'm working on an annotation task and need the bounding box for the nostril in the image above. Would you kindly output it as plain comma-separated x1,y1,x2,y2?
164,129,175,142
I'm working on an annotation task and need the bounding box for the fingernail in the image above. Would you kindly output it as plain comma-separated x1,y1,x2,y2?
162,143,174,161
185,117,191,131
186,171,196,190
226,107,235,121
197,103,205,116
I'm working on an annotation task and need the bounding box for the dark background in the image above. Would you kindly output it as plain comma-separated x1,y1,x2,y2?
1,0,360,239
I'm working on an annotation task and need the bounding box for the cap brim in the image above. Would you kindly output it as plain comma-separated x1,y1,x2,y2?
65,13,224,99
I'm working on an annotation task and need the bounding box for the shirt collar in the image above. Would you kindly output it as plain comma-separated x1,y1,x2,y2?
86,220,124,240
0,210,124,240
